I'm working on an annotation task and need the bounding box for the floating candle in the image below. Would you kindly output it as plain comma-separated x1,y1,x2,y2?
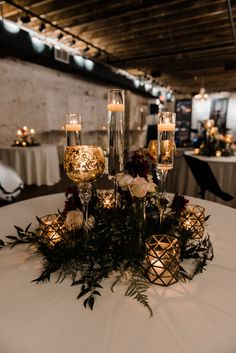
107,103,124,112
158,123,175,132
65,124,81,131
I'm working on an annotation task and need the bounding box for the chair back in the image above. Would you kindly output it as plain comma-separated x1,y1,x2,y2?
184,154,234,201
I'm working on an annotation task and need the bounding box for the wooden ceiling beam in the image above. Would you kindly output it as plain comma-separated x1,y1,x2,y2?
66,1,229,32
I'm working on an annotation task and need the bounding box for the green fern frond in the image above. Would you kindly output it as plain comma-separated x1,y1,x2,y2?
125,275,153,317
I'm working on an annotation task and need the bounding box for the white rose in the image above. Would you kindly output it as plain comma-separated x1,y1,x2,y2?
64,209,83,231
148,182,157,193
86,215,95,230
128,176,149,198
117,173,134,190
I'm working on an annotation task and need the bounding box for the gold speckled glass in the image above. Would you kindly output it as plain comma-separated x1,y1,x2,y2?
64,145,105,184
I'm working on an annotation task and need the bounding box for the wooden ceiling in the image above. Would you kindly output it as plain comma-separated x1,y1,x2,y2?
2,0,236,93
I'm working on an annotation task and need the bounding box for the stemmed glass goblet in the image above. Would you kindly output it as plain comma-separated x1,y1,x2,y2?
64,145,105,236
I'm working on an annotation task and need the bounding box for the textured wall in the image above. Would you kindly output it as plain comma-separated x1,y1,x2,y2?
0,57,149,149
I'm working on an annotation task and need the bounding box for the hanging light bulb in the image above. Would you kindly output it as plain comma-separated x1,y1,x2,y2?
194,87,208,101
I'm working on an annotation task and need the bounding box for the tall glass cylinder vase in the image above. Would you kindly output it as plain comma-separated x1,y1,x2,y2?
156,112,176,221
107,89,125,206
132,196,146,256
65,113,82,146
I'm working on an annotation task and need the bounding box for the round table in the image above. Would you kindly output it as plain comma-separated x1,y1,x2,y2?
0,144,60,186
167,150,236,208
0,193,236,353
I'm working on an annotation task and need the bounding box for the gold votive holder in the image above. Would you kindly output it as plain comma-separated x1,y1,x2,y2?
36,214,65,246
215,150,222,157
146,234,180,286
193,148,200,155
97,189,117,209
180,204,205,239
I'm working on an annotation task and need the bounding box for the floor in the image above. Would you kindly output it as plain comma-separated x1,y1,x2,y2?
0,165,113,207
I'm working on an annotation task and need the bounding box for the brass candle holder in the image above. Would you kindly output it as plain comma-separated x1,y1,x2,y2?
146,234,180,286
97,189,117,209
180,204,205,239
36,214,65,246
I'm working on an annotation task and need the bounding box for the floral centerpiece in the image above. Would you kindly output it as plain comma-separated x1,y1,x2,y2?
12,126,40,147
195,121,234,157
0,149,213,316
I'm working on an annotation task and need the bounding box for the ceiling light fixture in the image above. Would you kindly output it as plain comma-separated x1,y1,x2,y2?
83,46,90,53
57,32,64,40
38,22,46,32
69,39,76,46
20,14,31,23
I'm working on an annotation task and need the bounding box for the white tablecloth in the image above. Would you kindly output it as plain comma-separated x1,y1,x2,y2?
0,145,60,186
167,150,236,208
0,193,236,353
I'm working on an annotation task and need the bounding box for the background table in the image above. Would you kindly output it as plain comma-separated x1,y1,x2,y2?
0,193,236,353
167,150,236,208
0,144,60,186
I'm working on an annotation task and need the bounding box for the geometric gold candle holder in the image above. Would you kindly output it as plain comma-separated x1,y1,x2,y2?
97,189,117,209
146,234,180,286
180,204,205,239
36,214,65,246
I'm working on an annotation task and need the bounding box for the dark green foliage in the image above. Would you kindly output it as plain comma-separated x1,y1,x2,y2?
0,239,5,248
0,192,213,315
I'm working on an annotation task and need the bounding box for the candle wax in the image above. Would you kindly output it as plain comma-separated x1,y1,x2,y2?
158,123,175,132
65,124,81,131
107,103,124,112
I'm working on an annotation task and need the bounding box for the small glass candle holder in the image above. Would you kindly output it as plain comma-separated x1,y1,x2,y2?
36,214,65,246
204,119,215,129
146,234,180,286
97,189,117,209
215,150,222,157
180,204,205,239
65,113,82,146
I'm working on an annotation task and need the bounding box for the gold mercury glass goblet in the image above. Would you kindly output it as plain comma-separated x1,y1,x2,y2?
64,145,105,236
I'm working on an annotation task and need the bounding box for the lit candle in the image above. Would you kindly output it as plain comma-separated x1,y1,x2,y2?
194,148,200,155
65,123,81,131
151,259,165,276
215,150,222,157
17,129,22,136
40,215,62,245
224,134,233,144
107,102,124,112
158,123,175,131
146,234,180,286
30,128,35,135
205,119,214,129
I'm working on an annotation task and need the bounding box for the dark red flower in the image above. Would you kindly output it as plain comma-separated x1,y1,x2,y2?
171,193,189,213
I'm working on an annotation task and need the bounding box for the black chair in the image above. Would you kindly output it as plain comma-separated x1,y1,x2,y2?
184,154,234,201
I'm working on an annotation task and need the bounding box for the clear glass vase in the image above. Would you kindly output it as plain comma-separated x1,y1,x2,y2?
107,89,125,207
132,196,146,254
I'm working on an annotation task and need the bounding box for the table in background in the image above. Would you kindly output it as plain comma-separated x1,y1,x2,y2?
0,193,236,353
0,144,60,186
167,149,236,208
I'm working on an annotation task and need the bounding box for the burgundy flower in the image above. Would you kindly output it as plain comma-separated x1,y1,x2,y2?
171,193,189,213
